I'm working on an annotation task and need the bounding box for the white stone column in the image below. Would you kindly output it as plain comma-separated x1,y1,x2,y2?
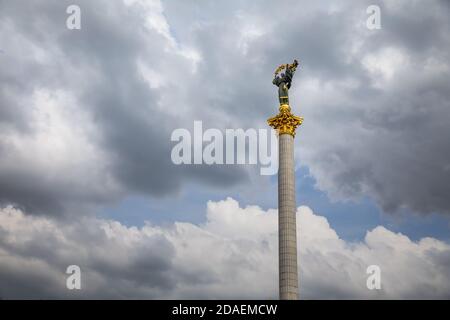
278,133,298,300
268,103,302,300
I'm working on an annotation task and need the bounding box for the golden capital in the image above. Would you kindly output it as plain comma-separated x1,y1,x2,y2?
267,104,303,137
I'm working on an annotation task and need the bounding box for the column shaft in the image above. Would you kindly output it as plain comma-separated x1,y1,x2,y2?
278,133,298,300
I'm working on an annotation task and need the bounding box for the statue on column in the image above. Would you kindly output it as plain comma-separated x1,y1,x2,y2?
272,59,299,106
268,59,303,137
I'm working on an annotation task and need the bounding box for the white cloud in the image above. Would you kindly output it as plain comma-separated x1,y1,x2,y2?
362,47,410,86
0,198,449,299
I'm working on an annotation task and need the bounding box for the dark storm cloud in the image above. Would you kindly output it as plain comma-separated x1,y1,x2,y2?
292,0,450,214
0,0,449,217
0,0,248,215
163,0,450,215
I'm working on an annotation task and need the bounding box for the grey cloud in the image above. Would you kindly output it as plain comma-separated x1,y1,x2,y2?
163,0,450,215
1,201,449,299
0,0,449,218
0,0,248,215
0,206,176,299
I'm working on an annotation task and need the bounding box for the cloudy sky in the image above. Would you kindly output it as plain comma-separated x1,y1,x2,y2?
0,0,449,299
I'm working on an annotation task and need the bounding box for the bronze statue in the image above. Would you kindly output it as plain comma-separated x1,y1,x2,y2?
272,59,299,106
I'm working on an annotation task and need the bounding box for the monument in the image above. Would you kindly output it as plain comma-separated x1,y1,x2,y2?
268,59,302,300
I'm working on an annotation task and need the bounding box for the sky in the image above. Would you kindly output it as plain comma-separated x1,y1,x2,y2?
0,0,449,299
